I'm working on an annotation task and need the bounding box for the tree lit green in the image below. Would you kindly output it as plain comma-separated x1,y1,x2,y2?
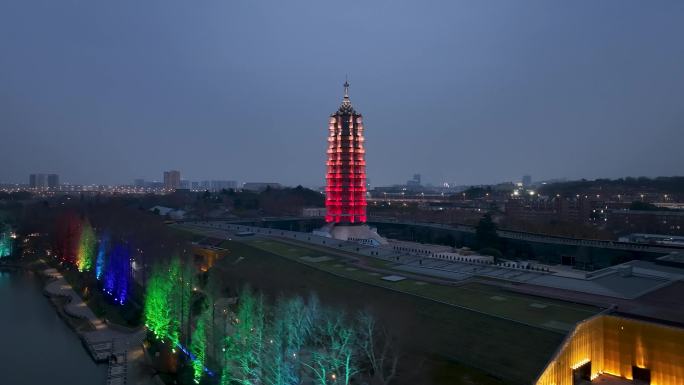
142,273,394,385
143,266,172,340
76,220,96,272
0,230,11,258
168,255,194,347
143,255,196,350
191,310,208,384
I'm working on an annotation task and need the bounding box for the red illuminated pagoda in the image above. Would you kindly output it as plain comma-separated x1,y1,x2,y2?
325,81,368,224
316,81,385,245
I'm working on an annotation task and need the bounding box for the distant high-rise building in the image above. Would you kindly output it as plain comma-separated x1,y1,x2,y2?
407,173,422,188
29,173,58,188
163,170,181,190
47,174,59,188
522,175,532,187
325,81,367,223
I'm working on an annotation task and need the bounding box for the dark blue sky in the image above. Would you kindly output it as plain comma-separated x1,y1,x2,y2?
1,1,683,187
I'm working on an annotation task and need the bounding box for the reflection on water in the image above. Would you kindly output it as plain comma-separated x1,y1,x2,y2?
0,269,106,385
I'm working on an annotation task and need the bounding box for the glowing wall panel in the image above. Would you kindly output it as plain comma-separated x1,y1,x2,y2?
536,315,684,385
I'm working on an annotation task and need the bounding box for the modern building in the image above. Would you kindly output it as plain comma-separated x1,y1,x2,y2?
535,314,684,385
505,195,595,223
406,174,422,190
163,170,181,190
523,174,532,187
608,209,684,236
47,174,59,188
29,174,41,188
192,180,238,192
618,233,684,247
242,182,281,192
29,173,59,188
149,205,186,220
319,81,385,245
210,180,238,192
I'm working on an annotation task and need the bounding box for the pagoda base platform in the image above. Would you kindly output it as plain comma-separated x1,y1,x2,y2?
313,223,387,246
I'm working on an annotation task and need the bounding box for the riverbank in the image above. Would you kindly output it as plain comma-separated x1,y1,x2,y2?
39,263,158,385
1,254,159,385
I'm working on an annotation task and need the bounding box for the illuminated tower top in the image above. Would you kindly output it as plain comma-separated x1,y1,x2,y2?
325,81,367,224
338,80,355,114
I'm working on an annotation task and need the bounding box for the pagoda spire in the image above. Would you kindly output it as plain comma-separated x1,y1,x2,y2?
338,77,355,113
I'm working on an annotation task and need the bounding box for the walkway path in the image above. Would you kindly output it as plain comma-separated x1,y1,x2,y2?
42,267,157,385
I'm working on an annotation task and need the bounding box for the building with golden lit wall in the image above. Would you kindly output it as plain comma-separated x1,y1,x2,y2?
536,315,684,385
192,245,229,272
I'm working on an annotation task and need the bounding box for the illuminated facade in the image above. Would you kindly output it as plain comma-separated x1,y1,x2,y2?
536,315,684,385
325,81,367,224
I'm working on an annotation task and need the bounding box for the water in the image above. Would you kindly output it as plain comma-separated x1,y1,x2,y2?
0,269,107,385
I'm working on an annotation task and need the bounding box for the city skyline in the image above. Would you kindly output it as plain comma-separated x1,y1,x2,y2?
4,168,683,189
2,3,684,385
1,1,683,187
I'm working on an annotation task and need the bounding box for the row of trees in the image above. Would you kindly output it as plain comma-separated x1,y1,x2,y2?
537,176,684,197
52,213,133,306
193,186,325,218
144,255,195,348
144,262,400,385
218,290,399,385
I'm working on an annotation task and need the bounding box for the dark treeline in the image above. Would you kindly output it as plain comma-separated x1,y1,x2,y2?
18,197,195,280
193,186,324,218
538,176,684,197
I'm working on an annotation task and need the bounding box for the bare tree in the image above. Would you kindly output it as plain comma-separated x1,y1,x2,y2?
357,311,401,385
305,310,359,385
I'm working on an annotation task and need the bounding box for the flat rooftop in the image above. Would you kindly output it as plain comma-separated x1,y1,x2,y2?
656,251,684,267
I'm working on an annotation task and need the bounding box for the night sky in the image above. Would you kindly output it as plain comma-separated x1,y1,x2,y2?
1,1,683,187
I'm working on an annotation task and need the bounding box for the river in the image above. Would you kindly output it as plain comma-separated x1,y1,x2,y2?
0,268,106,385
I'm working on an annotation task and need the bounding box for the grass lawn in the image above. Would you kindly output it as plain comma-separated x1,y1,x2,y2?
208,239,566,385
241,238,599,331
429,358,512,385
